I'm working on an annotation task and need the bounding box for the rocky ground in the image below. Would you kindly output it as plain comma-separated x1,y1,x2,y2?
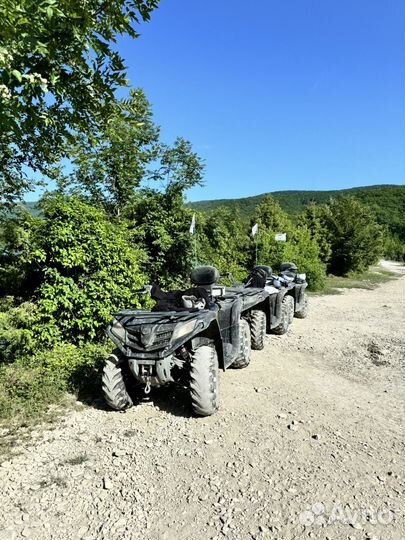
1,263,404,540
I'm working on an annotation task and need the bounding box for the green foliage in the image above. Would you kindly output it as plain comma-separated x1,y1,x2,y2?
0,340,109,422
323,197,384,275
253,196,293,268
189,185,405,242
24,341,111,391
383,233,405,262
64,89,160,217
198,208,250,282
127,138,204,285
299,203,332,265
0,364,63,422
282,227,326,290
30,195,147,343
0,208,40,296
252,196,326,289
0,0,159,207
0,298,36,363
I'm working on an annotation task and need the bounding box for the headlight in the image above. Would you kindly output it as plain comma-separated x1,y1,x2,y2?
111,319,126,342
171,319,197,341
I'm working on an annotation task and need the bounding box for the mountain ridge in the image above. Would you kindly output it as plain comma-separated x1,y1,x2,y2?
188,184,405,238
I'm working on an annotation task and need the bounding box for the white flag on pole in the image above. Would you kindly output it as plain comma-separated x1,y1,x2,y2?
251,223,258,237
189,213,196,234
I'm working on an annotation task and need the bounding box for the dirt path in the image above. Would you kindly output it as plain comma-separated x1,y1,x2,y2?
1,268,404,540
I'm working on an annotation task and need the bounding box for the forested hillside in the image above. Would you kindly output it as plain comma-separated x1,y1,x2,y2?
190,184,405,239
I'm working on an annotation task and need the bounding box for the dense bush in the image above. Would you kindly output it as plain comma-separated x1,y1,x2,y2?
198,208,250,282
0,298,36,364
299,203,332,265
383,233,405,262
252,196,326,289
24,341,111,392
282,227,326,290
322,197,383,275
29,195,147,344
0,364,63,422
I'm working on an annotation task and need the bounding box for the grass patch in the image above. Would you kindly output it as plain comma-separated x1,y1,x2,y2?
39,475,67,489
310,266,398,296
0,395,79,462
64,452,88,465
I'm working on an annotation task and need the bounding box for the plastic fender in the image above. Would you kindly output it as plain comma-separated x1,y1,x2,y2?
106,326,127,356
271,290,287,329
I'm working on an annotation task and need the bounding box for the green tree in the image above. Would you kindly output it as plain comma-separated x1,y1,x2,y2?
382,231,404,262
299,203,332,264
198,207,250,282
253,196,292,268
253,195,325,289
283,227,326,290
0,0,159,207
128,138,205,285
3,195,148,343
323,196,383,275
63,89,160,217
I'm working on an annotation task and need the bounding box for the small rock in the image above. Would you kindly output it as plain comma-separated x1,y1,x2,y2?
350,522,362,530
312,434,320,440
103,477,113,490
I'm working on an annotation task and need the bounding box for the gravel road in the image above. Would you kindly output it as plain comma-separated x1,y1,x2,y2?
1,264,404,540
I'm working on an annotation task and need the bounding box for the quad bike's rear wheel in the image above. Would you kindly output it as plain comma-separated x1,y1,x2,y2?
102,354,133,411
190,343,219,416
272,295,294,335
250,310,266,350
232,319,252,369
295,294,308,319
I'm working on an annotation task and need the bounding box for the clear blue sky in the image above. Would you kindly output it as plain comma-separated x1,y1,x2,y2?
117,0,405,202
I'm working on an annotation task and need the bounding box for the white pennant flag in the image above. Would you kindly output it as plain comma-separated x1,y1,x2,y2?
251,223,258,237
189,213,196,234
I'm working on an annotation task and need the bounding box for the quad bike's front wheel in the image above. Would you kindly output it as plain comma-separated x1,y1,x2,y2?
294,294,308,319
250,309,266,350
272,295,294,335
232,319,252,369
190,343,220,416
102,354,133,411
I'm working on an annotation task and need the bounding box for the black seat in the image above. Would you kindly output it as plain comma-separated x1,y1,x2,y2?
190,266,220,286
280,262,297,273
253,265,272,278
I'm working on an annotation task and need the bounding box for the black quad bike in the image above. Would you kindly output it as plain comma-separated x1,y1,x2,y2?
244,263,308,344
102,266,269,416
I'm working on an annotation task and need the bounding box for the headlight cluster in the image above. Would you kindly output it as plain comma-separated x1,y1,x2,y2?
171,319,197,341
111,319,126,343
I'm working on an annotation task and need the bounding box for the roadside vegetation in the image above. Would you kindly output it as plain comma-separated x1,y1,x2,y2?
310,266,398,296
1,0,404,428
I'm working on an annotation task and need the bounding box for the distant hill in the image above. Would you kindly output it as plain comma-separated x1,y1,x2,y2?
189,184,405,239
23,201,41,217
